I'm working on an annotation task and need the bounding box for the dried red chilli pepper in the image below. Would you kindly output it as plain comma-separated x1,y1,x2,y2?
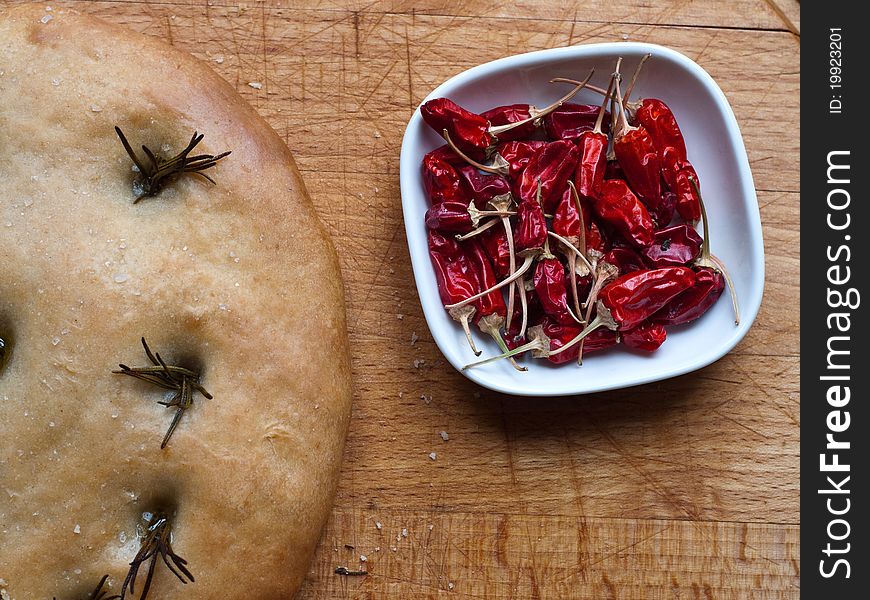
531,318,619,365
424,201,515,235
495,140,547,179
597,267,696,330
426,202,474,234
634,100,702,223
514,189,548,256
466,239,527,372
479,225,512,279
663,151,702,223
622,321,667,352
422,72,593,161
481,104,537,141
427,230,482,356
652,268,724,326
611,72,666,217
421,98,491,161
542,103,607,143
550,182,595,317
457,166,512,210
592,179,655,249
552,185,584,251
442,247,535,312
634,98,686,162
515,140,580,214
422,151,467,205
425,144,467,168
641,224,702,268
533,237,579,327
573,62,620,203
646,188,677,228
601,247,646,276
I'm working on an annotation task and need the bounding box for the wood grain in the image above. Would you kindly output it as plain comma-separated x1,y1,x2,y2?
1,1,800,597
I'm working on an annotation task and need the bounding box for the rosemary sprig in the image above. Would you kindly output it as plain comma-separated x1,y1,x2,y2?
114,338,213,449
114,126,231,202
121,512,193,600
53,574,121,600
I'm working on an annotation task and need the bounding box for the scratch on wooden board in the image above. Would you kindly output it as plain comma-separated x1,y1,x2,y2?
405,24,414,108
712,409,772,440
260,5,268,86
567,9,577,46
693,31,719,64
348,223,402,335
727,355,799,427
353,11,360,58
165,13,173,46
556,523,673,585
764,0,800,38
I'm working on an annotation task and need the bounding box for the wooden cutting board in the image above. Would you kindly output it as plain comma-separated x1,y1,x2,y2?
1,1,800,597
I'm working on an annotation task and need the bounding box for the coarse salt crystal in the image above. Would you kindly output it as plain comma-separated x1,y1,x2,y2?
448,582,455,590
214,55,225,64
73,524,81,534
90,104,102,112
40,14,53,24
410,332,419,345
359,555,367,562
113,274,128,284
401,528,408,537
439,431,449,441
428,452,437,460
248,82,263,89
375,521,382,530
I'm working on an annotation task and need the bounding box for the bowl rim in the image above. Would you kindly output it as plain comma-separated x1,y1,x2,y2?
399,42,765,396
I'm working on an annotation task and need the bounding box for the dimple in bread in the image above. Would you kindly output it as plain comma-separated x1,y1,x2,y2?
0,4,352,599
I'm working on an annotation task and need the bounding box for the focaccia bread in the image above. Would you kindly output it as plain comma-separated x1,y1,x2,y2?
0,4,352,599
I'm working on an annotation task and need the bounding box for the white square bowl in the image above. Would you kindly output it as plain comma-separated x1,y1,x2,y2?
399,42,764,396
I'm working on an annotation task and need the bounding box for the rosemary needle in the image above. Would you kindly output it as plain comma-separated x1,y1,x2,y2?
114,338,212,449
